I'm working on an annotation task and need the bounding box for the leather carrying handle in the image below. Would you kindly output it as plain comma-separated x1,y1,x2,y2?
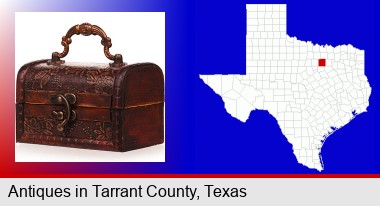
48,23,125,67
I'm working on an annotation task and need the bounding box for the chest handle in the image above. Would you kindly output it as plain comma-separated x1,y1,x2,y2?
47,23,125,67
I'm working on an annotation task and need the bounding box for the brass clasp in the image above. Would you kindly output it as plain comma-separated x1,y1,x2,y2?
51,93,77,131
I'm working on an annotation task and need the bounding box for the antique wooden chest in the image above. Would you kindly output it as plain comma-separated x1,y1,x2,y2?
16,23,164,151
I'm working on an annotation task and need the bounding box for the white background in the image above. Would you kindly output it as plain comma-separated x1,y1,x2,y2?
15,12,165,162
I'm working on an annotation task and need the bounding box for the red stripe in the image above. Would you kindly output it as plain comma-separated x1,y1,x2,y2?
1,174,380,178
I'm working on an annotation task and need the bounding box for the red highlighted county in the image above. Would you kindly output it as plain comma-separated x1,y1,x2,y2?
200,4,371,171
319,59,326,67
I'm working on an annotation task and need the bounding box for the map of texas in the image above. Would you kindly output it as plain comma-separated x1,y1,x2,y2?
200,4,371,171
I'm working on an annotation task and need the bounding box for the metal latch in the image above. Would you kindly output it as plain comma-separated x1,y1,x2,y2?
51,93,77,131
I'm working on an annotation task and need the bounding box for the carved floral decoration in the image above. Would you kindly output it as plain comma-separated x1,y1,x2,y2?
94,122,112,140
33,67,60,89
24,117,54,135
24,117,112,141
26,66,116,94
